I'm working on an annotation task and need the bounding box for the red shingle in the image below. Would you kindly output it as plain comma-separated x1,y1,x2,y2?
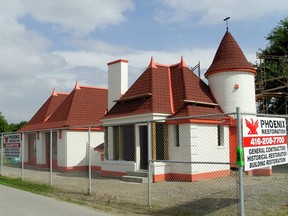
205,31,256,77
20,85,108,131
45,86,108,128
170,65,222,118
104,58,222,119
19,91,69,131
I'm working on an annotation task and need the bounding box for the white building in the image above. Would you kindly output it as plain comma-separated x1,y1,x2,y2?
101,31,257,182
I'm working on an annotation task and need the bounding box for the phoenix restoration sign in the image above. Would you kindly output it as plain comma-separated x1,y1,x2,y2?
243,117,287,171
3,133,21,158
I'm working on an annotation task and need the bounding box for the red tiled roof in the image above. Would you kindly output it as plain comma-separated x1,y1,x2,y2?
170,64,222,118
19,85,108,131
205,31,256,78
46,85,107,128
19,90,69,131
104,57,222,119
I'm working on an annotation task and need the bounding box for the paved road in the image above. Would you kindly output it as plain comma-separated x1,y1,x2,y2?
0,185,111,216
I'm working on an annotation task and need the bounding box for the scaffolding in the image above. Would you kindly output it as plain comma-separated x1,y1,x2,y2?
255,54,288,115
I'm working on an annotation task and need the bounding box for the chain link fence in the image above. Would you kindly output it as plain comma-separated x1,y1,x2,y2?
146,114,239,215
0,111,287,215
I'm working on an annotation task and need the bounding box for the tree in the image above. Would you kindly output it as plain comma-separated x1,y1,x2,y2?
9,121,27,132
256,17,288,115
0,112,10,133
261,17,288,56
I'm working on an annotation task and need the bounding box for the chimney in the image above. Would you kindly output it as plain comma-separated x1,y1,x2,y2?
107,59,128,110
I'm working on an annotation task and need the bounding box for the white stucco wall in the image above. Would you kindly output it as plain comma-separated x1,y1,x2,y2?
103,116,230,178
22,133,28,163
108,60,128,110
167,124,193,174
208,71,256,113
36,132,46,165
153,123,230,176
57,131,66,168
65,130,104,167
91,150,103,168
190,124,230,173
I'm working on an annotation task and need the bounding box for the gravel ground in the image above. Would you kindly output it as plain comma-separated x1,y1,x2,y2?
1,164,288,216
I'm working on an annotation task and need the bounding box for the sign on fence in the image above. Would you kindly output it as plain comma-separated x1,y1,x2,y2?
243,117,287,171
3,133,21,158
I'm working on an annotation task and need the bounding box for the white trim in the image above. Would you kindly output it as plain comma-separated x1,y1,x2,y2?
102,113,170,125
135,123,148,171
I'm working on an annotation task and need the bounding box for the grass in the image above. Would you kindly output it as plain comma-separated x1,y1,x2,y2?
0,175,149,215
0,176,53,195
0,175,288,216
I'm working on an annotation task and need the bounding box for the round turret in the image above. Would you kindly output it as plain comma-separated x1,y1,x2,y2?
205,31,256,114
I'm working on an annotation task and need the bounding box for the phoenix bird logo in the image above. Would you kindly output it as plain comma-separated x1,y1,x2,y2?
245,118,259,134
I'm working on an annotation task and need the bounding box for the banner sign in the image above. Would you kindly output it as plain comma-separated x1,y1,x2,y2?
3,133,21,158
243,117,287,171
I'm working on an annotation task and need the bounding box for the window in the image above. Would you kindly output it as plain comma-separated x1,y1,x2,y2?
113,126,119,160
218,125,224,146
113,125,135,161
154,123,168,160
104,127,108,159
175,124,180,147
122,125,135,161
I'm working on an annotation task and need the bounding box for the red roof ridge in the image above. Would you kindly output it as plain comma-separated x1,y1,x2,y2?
155,63,169,67
167,67,175,114
51,88,69,96
57,92,70,95
78,85,108,90
148,56,157,68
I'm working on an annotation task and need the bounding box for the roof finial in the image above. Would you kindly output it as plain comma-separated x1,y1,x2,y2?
148,56,157,68
52,88,58,96
223,17,230,31
178,56,188,68
74,81,81,90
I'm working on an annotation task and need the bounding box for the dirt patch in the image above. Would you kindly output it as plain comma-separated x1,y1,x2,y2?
1,164,288,215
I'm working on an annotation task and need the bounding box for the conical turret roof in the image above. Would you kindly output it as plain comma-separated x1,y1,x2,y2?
205,31,256,78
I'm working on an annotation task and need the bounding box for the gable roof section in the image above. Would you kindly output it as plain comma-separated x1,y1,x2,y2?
205,31,256,78
104,62,173,119
19,90,69,131
170,64,222,118
20,85,108,131
104,57,222,120
44,85,108,128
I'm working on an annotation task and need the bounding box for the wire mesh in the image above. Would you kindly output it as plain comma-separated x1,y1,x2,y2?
0,112,287,215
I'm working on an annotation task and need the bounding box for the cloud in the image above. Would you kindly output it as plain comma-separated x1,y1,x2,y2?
0,16,68,123
155,0,288,25
0,0,135,123
66,39,133,55
54,46,219,87
0,0,263,124
22,0,134,36
0,0,134,36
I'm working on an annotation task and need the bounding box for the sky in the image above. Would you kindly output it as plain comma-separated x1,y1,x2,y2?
1,0,287,123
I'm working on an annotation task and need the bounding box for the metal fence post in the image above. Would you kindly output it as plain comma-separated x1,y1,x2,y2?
148,122,152,207
88,127,92,195
0,133,3,176
236,107,245,216
21,132,24,181
50,130,53,187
